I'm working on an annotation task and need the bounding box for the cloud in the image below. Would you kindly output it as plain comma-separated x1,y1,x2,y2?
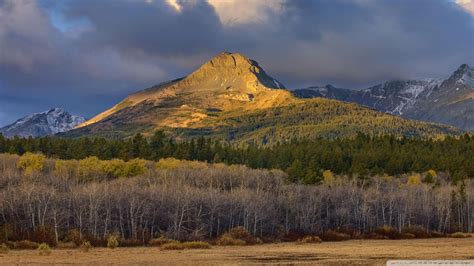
457,0,474,14
0,0,473,125
207,0,284,25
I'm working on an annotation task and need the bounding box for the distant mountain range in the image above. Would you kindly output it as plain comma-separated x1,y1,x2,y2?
63,52,459,145
293,64,474,131
2,53,469,143
0,108,85,138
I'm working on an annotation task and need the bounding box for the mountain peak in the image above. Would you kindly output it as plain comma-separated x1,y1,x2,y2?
0,108,85,138
207,52,256,68
77,51,294,130
46,107,65,114
448,63,474,87
458,63,471,71
184,52,285,90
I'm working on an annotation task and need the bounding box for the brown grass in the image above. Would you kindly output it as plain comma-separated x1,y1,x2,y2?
0,238,472,265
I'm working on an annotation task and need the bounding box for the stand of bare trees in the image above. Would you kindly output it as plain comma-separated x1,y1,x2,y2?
0,154,472,245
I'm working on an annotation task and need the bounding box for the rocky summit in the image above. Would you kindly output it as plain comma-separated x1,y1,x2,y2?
77,52,296,130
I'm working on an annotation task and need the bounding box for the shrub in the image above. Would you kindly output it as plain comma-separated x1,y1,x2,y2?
37,243,51,256
149,236,175,247
407,174,422,185
83,235,105,247
297,236,322,244
54,160,78,179
223,226,261,245
374,225,402,239
160,241,184,250
107,235,119,249
323,170,335,185
402,225,431,238
120,239,143,247
103,159,127,178
400,233,416,239
424,170,437,183
450,232,472,238
156,158,181,170
125,159,148,176
279,229,306,242
15,240,40,249
320,230,351,242
4,241,15,249
0,243,9,254
363,233,387,240
17,152,45,176
181,241,211,249
430,231,446,238
57,241,77,249
32,226,56,246
80,241,92,252
216,234,246,246
65,229,82,246
78,156,105,181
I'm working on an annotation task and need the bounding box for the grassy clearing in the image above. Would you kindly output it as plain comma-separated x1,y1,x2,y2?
0,238,472,265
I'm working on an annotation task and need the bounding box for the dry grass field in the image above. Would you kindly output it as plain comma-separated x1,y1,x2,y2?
1,238,473,265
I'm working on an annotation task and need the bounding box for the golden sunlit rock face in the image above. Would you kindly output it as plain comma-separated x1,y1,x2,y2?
77,52,298,130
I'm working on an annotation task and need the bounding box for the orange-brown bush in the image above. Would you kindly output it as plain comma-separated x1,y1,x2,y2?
217,227,262,246
216,234,246,246
181,241,211,249
149,236,176,247
297,236,322,244
430,231,446,238
15,240,40,249
402,225,431,238
160,241,184,250
106,234,119,249
65,229,82,246
374,225,402,239
32,226,56,247
37,243,51,256
3,241,15,249
80,241,92,252
450,232,472,238
320,230,351,241
57,241,77,249
83,235,105,247
0,243,9,254
120,239,144,247
400,233,416,239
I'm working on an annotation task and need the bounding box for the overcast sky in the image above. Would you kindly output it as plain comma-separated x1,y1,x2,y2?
0,0,473,126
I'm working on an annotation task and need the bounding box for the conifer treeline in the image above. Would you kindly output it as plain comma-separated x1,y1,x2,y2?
0,132,472,183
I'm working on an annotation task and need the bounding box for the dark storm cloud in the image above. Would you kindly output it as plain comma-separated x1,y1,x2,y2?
0,0,473,126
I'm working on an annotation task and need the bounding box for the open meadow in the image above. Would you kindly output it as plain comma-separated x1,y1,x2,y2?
1,238,473,265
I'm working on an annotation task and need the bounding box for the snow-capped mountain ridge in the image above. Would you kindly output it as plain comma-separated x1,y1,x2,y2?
293,64,474,130
0,108,86,137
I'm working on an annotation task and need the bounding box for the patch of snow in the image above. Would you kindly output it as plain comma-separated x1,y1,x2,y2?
273,79,281,88
458,72,474,87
